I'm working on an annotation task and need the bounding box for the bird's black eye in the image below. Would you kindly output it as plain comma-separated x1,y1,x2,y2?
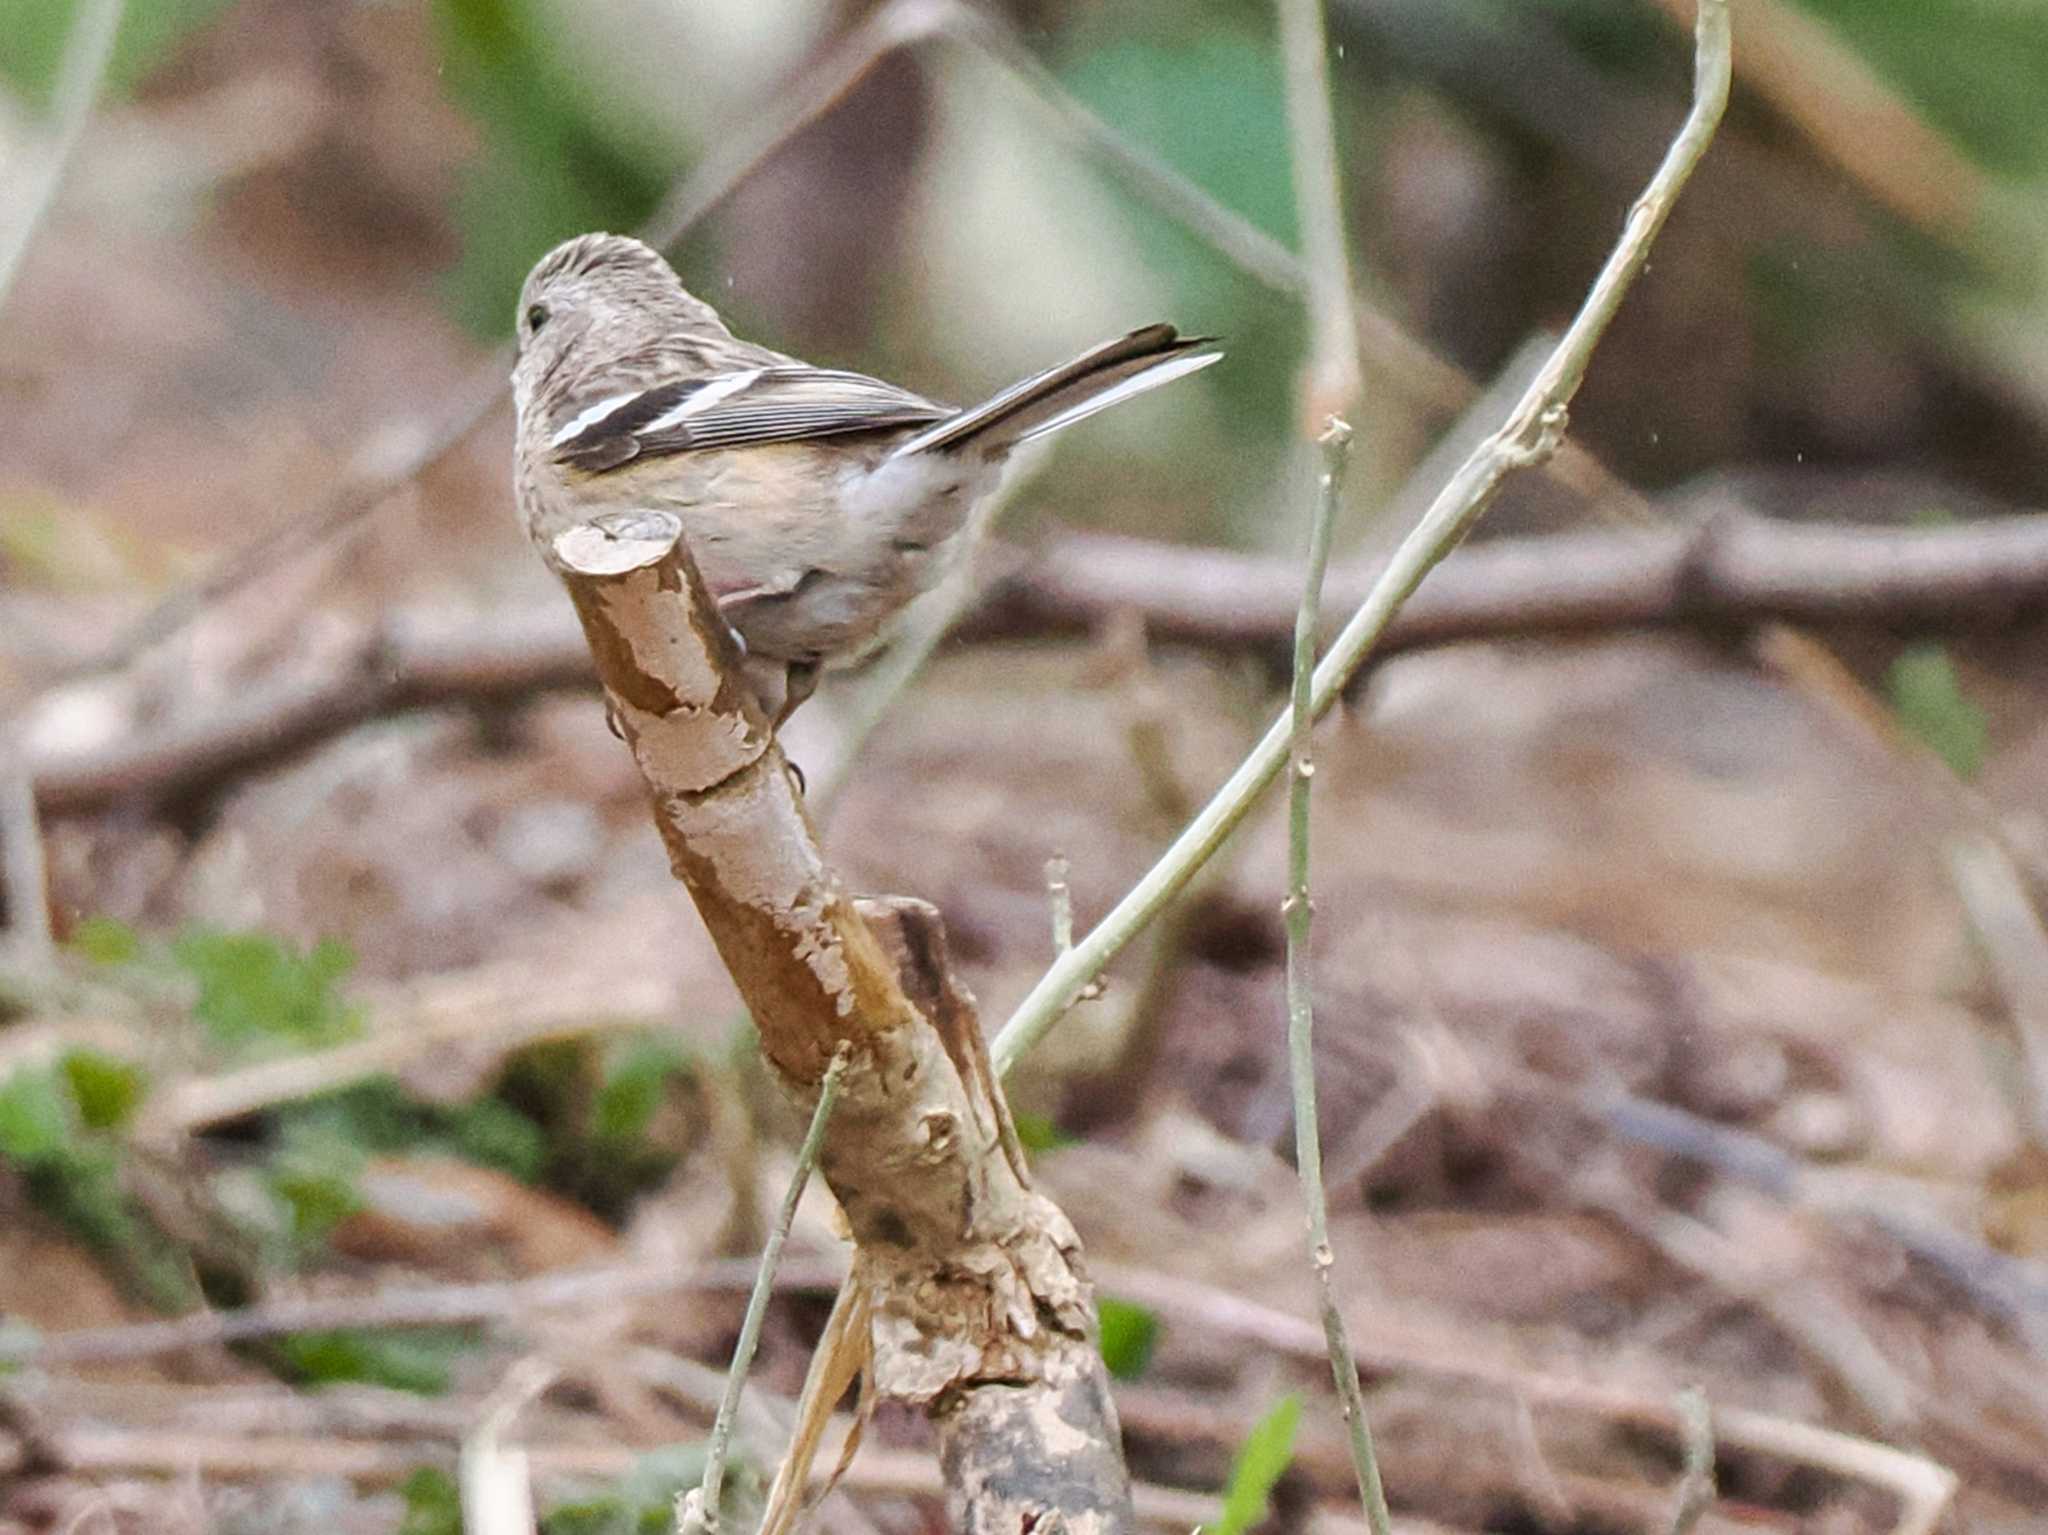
525,303,550,335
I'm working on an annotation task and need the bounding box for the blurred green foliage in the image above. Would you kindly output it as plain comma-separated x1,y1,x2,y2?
274,1325,478,1394
497,1035,690,1223
263,1113,370,1249
68,913,142,966
1518,0,2048,178
62,1046,146,1130
1096,1294,1160,1380
172,928,363,1053
1791,0,2048,175
0,1056,192,1306
1059,28,1307,518
399,1468,465,1535
1012,1110,1078,1152
1062,33,1298,253
29,918,692,1317
1888,640,1986,780
0,0,233,109
431,0,668,337
1212,1392,1302,1535
541,1446,722,1535
591,1034,689,1145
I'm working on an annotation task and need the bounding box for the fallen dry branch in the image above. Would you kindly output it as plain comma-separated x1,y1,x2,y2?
2,1256,845,1370
27,510,2048,819
2,1425,1240,1534
545,509,1131,1533
970,509,2048,656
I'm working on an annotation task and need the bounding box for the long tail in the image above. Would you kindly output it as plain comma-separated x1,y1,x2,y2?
887,324,1221,459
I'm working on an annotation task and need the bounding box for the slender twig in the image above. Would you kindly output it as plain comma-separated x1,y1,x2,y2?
0,0,125,965
1946,835,2048,1144
0,0,124,310
1047,855,1075,956
993,0,1733,1075
1666,1387,1715,1535
1274,11,1387,1510
1285,421,1391,1535
1278,0,1362,417
678,1045,850,1535
0,763,53,968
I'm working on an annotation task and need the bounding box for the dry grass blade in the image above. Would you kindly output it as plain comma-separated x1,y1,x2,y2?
459,1358,556,1535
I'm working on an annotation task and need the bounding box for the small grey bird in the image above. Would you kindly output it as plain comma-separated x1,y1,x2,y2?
511,232,1220,722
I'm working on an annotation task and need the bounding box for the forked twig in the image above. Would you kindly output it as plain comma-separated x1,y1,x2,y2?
993,0,1734,1074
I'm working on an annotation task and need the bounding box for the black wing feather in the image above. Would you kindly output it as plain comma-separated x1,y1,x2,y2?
551,368,949,473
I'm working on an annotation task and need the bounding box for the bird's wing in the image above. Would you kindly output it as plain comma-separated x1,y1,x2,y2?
549,367,951,473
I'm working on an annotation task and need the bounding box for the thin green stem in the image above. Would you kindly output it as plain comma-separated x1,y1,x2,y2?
0,0,124,312
0,0,125,965
680,1046,851,1535
992,0,1731,1078
1278,0,1361,409
1285,420,1390,1535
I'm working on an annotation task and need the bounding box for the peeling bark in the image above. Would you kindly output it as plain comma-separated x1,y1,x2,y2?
550,511,1132,1533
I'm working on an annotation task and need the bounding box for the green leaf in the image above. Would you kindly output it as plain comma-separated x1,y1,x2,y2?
1012,1112,1078,1153
68,915,141,966
447,1097,548,1183
62,1048,147,1131
265,1121,368,1246
274,1327,477,1395
398,1468,465,1535
0,1067,74,1161
591,1036,687,1145
1096,1295,1160,1381
1888,641,1987,780
171,928,363,1052
1213,1393,1302,1535
0,1065,193,1307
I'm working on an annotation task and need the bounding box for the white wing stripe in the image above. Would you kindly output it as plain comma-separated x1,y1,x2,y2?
640,368,764,435
548,391,643,450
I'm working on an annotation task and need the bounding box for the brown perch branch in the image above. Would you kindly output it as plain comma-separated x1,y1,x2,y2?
544,509,1132,1533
